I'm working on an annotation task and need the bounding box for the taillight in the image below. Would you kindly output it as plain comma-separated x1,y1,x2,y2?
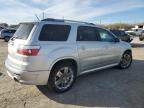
17,46,40,56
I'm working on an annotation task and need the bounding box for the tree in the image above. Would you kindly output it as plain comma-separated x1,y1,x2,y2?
9,24,19,29
0,23,8,28
106,23,133,30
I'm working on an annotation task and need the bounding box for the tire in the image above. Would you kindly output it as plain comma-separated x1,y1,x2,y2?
139,38,143,41
4,36,10,42
48,62,76,93
118,51,132,69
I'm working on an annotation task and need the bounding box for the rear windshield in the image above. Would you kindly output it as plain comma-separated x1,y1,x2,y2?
13,23,34,40
39,24,71,41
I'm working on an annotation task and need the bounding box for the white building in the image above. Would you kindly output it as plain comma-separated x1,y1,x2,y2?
131,25,144,36
133,25,144,30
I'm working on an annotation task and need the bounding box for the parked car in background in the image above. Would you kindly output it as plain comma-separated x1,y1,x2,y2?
0,29,16,42
126,30,136,36
0,26,4,31
5,19,132,93
110,29,133,42
126,29,143,37
139,30,144,41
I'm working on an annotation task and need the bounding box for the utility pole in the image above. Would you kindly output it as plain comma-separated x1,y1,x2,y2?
42,12,45,20
120,20,122,29
99,19,101,25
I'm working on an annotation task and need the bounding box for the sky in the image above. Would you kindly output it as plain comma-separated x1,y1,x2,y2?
0,0,144,24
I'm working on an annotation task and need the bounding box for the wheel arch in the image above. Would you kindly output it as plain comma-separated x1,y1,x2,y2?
123,49,132,55
49,57,78,76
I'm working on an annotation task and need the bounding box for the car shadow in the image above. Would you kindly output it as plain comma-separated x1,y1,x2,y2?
37,59,144,108
131,43,144,48
0,72,2,76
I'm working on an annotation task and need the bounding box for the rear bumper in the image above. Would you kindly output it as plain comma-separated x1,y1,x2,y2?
5,59,50,85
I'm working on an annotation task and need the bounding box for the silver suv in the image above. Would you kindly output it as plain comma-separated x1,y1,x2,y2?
5,19,132,93
0,29,16,42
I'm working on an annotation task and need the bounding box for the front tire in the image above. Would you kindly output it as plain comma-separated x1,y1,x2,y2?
4,36,10,42
139,37,143,41
118,51,132,69
48,62,76,93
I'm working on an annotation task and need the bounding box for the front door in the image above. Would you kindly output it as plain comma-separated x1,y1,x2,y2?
76,26,113,72
96,28,121,66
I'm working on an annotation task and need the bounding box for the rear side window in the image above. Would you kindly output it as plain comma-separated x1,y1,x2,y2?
77,26,100,41
39,24,71,41
13,24,34,40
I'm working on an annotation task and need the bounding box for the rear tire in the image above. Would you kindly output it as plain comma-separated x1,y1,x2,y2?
118,51,132,69
4,36,10,42
48,62,76,93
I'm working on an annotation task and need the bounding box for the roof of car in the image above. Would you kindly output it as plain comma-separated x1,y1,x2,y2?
19,18,105,29
41,18,95,25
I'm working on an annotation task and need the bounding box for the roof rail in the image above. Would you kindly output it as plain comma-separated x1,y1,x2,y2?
64,20,95,25
41,18,64,22
41,18,95,25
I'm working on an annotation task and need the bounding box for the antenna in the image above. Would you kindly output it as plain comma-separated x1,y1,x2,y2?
35,14,40,21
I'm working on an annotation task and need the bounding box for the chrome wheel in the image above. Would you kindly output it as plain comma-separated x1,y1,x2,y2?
54,67,74,90
120,53,132,68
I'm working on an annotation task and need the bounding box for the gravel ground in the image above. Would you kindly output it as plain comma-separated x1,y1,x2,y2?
0,38,144,108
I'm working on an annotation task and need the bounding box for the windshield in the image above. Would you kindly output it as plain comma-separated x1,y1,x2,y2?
13,23,34,40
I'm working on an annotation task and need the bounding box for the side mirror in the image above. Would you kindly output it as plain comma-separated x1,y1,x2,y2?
115,38,120,42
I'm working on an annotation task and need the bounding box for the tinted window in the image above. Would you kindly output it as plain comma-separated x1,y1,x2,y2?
11,30,16,33
39,24,71,41
13,24,34,40
77,26,100,41
98,28,116,42
0,27,3,30
4,30,16,33
120,31,125,36
110,30,120,36
3,30,10,33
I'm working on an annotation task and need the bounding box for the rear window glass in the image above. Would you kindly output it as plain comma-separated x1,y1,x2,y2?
39,24,71,41
13,23,34,40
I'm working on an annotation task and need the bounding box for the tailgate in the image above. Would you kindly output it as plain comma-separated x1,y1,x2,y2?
7,39,28,71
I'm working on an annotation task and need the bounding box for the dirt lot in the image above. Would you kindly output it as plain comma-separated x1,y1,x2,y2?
0,38,144,108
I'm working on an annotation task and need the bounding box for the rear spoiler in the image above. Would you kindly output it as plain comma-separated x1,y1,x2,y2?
19,22,38,25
